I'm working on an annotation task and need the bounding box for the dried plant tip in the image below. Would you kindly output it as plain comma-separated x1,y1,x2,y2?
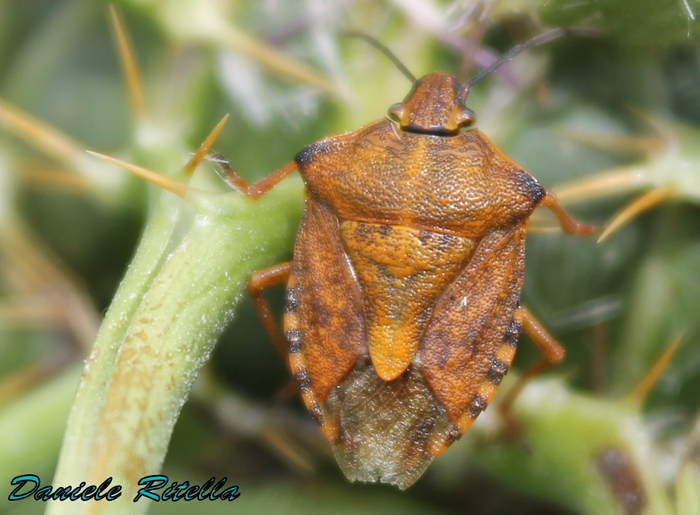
596,448,647,515
87,150,190,198
597,186,674,243
183,114,230,175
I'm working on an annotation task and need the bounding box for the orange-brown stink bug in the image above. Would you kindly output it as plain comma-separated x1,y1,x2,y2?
226,30,595,489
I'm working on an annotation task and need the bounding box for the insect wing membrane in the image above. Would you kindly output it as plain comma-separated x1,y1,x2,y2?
325,357,453,489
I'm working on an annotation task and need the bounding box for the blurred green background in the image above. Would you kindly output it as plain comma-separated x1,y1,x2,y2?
0,0,699,514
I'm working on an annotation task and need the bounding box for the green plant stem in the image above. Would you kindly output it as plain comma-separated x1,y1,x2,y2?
47,176,303,515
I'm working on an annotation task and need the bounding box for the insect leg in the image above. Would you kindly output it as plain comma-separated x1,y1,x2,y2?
498,305,565,431
539,189,597,236
214,155,298,199
249,262,293,368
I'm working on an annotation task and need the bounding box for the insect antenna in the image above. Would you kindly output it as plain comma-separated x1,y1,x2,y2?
344,31,417,83
465,27,599,87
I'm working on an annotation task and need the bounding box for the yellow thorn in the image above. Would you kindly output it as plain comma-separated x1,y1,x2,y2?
22,168,93,196
0,302,61,325
183,114,230,175
0,97,86,166
219,27,335,93
627,106,677,147
0,363,60,405
260,427,315,473
554,168,647,204
556,130,666,156
108,4,145,116
86,151,189,198
628,335,683,406
597,186,674,243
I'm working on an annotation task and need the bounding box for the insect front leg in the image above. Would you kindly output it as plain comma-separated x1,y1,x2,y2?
498,305,566,433
539,190,596,235
215,156,298,199
249,262,293,369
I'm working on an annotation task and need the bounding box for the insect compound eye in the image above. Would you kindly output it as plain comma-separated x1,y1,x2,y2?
456,107,476,128
447,105,477,130
387,103,405,124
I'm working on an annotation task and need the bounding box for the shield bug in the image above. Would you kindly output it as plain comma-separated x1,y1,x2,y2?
228,30,595,489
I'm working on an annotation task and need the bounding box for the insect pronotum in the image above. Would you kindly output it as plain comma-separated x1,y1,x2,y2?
228,30,595,489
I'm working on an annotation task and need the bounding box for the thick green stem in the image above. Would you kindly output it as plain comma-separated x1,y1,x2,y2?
47,176,303,515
